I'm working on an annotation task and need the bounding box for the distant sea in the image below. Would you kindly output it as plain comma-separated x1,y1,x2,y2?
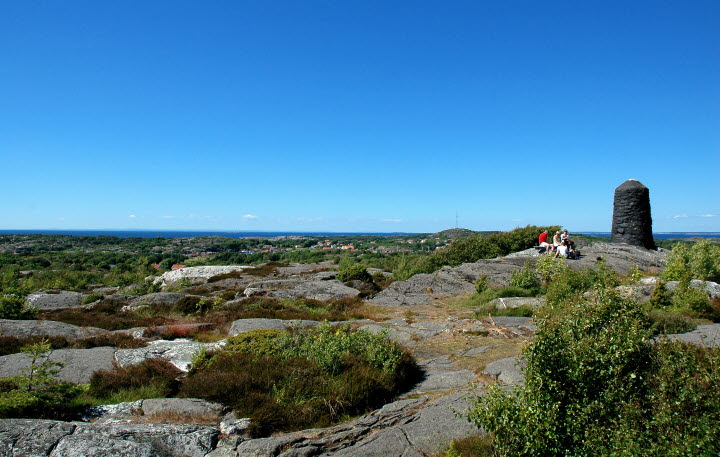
0,230,718,240
0,230,417,238
579,232,720,240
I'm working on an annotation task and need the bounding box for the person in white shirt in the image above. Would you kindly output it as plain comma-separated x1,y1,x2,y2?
555,240,569,258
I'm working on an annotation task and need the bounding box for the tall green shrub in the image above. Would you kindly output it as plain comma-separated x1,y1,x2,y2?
466,287,720,456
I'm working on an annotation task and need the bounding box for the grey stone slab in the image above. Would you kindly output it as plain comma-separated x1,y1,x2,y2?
228,318,322,336
0,319,105,340
0,419,76,457
483,356,526,385
0,346,116,384
26,292,84,311
141,398,224,418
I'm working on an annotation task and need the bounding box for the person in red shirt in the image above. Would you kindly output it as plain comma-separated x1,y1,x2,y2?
538,230,552,253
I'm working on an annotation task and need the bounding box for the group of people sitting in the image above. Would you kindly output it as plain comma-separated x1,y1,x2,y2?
538,229,579,259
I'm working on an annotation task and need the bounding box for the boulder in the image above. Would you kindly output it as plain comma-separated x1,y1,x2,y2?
155,266,250,287
483,355,526,385
0,347,116,384
228,318,322,336
141,398,224,418
488,297,545,310
26,291,84,311
114,340,224,372
0,319,106,339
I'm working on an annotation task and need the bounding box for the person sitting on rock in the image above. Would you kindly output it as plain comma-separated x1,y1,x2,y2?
538,230,553,253
561,229,569,243
555,240,569,258
553,231,562,248
561,229,578,258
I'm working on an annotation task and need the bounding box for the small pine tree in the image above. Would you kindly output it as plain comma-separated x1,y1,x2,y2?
649,280,672,309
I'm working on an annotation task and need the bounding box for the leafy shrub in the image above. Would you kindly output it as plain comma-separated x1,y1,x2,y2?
467,288,652,456
534,255,566,284
672,280,712,315
88,358,181,400
466,287,720,456
509,262,540,290
0,294,35,319
663,240,720,283
337,264,373,283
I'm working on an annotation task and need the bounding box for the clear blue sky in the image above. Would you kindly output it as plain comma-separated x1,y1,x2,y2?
2,1,718,233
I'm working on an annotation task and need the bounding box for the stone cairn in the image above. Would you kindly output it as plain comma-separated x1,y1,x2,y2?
611,179,656,249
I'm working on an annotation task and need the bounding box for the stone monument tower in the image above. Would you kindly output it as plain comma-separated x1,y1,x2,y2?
611,179,655,249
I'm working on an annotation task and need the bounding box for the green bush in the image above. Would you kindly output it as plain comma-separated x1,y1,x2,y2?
672,280,712,315
509,262,540,290
648,280,673,309
663,241,720,283
466,287,720,456
337,264,372,283
0,295,35,319
81,293,103,305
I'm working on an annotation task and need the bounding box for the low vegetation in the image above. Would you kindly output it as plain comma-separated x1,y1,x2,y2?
37,296,368,334
184,323,421,436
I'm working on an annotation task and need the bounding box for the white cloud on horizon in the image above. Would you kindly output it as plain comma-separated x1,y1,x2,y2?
162,215,174,219
128,214,137,219
243,214,258,220
673,215,688,219
701,214,718,218
381,218,403,223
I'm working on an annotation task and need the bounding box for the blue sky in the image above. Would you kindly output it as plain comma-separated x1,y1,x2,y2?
1,1,718,233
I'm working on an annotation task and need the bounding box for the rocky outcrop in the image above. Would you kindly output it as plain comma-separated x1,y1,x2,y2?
212,394,477,457
26,291,84,311
155,266,250,287
0,319,106,339
0,419,218,457
507,242,667,275
87,398,225,424
0,347,116,384
664,324,720,348
243,279,361,301
370,258,528,308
